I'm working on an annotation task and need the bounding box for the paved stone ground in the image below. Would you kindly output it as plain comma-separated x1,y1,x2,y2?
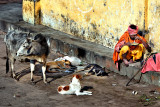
0,0,21,4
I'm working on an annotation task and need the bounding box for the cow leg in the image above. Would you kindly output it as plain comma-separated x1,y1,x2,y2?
5,48,9,74
30,60,36,82
42,62,47,84
10,58,16,79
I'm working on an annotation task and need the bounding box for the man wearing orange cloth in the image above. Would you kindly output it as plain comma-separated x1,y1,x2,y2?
113,24,151,70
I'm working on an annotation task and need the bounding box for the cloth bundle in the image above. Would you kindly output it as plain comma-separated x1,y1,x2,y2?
141,53,160,73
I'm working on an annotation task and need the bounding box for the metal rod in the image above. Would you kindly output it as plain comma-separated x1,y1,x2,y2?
126,52,155,86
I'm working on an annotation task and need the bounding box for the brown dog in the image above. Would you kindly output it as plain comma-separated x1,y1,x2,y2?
46,60,71,73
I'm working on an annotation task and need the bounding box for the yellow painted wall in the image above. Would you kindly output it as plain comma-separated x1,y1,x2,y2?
23,0,34,24
148,0,160,52
22,0,160,52
40,0,145,48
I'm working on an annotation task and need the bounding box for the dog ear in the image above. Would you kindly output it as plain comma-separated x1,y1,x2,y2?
65,60,71,65
65,59,68,62
75,74,82,79
72,74,76,78
73,74,81,78
63,86,70,91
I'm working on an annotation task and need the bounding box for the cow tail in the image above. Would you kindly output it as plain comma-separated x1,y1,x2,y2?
6,46,9,74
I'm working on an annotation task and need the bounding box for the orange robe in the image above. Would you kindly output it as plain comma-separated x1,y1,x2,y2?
113,31,147,63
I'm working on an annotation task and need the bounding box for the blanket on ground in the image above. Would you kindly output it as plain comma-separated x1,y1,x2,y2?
141,53,160,73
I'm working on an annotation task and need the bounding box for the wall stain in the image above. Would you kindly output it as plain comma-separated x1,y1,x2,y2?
23,0,160,51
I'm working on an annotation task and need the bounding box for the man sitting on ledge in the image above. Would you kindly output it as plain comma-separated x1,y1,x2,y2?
113,24,151,70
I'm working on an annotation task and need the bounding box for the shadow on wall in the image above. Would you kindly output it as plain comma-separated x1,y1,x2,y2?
78,48,86,58
138,30,154,49
138,30,149,37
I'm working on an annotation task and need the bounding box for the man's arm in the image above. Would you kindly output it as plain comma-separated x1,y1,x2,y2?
135,36,151,52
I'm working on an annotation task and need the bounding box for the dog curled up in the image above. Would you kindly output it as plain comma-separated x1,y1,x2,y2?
57,74,92,96
46,60,71,73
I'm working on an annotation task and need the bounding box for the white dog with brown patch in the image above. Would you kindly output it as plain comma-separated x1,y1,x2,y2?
57,74,92,96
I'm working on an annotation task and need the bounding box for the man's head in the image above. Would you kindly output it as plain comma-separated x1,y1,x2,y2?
128,24,138,40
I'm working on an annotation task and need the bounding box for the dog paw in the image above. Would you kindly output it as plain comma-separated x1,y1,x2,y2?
83,91,92,94
87,93,92,95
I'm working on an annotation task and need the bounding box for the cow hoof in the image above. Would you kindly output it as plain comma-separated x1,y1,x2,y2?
31,78,34,82
45,82,49,85
30,79,36,85
44,81,49,85
10,74,14,78
13,76,19,81
30,82,35,85
30,81,36,85
14,77,19,81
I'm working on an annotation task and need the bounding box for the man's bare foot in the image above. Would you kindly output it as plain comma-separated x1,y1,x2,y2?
129,59,134,63
129,62,141,68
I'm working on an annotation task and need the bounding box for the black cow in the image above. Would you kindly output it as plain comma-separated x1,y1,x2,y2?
4,30,49,83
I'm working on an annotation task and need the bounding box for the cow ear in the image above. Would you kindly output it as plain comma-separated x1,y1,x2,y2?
27,38,32,43
31,39,36,42
28,32,30,36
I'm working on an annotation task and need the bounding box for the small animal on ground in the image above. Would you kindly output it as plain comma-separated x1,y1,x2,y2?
57,74,92,96
77,64,108,76
54,56,82,66
4,30,49,83
46,60,71,73
63,56,82,66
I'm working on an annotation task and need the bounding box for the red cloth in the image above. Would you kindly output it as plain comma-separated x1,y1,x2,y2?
141,53,160,73
115,40,125,52
128,25,138,35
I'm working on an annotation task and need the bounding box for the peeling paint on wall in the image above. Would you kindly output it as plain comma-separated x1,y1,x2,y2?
40,0,145,48
23,0,34,24
148,0,160,52
23,0,41,24
23,0,160,52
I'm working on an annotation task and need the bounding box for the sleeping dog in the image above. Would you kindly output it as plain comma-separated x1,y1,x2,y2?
77,64,108,76
57,74,92,96
46,60,71,73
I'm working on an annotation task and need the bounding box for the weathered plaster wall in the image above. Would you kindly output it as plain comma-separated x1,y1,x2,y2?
148,0,160,52
23,0,41,24
103,0,145,48
40,0,145,49
23,0,34,24
22,0,160,52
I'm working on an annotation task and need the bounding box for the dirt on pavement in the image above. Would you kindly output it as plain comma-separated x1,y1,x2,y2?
1,30,160,107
